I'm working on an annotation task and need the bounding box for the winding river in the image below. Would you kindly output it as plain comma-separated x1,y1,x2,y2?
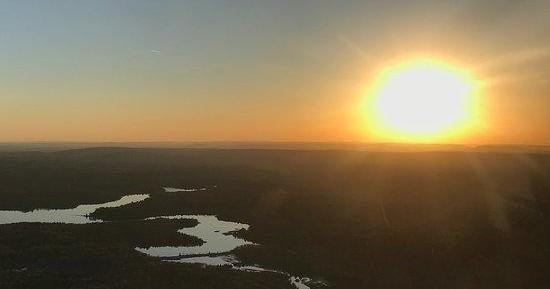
0,191,325,289
0,194,150,225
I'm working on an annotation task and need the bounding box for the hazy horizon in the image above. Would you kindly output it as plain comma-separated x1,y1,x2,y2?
2,140,550,154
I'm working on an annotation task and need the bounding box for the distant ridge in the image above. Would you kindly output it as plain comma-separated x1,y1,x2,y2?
473,144,550,153
1,142,550,153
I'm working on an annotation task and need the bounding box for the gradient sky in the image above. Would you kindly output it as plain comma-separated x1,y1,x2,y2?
1,0,549,144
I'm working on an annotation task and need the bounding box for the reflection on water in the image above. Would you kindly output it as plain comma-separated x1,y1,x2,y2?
136,215,253,257
290,277,326,289
171,254,320,288
0,194,150,224
0,191,325,289
164,187,208,193
137,215,324,289
172,255,240,267
169,254,275,273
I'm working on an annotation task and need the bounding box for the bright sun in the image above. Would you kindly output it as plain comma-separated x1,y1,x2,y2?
366,59,478,142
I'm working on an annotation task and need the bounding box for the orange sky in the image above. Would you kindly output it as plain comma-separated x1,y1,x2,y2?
1,1,549,144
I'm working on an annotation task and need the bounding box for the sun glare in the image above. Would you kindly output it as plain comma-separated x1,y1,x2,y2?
365,59,478,142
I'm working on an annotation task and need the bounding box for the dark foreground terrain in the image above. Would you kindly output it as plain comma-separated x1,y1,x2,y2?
1,147,549,289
